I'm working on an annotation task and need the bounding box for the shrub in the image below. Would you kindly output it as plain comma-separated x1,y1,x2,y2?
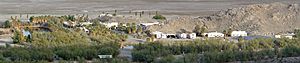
3,20,11,28
152,14,166,20
2,48,31,61
30,48,55,61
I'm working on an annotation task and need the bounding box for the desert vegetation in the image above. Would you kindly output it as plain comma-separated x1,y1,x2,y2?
0,15,127,62
132,36,300,63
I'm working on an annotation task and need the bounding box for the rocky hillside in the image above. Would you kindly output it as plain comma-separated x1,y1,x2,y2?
150,2,300,35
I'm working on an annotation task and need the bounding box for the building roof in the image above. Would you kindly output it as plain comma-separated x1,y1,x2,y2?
282,33,295,36
206,31,223,34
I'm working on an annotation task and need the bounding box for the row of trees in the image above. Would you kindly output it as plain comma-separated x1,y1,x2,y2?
132,37,300,63
112,23,143,34
202,45,300,63
2,20,11,28
0,44,120,62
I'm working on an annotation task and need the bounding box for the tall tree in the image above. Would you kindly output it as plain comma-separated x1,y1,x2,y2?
200,25,208,34
131,26,137,34
193,25,201,36
223,28,233,37
294,29,300,38
136,26,143,34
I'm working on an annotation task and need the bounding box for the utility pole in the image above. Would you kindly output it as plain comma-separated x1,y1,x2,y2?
26,14,29,19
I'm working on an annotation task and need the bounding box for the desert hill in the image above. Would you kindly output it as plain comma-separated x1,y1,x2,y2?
149,3,300,35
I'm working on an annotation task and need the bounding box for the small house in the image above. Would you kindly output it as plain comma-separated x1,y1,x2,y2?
63,21,77,27
231,31,247,37
140,22,160,26
177,33,187,39
275,35,281,38
152,31,167,39
188,33,197,39
99,14,113,17
203,32,224,38
275,33,295,39
99,22,119,28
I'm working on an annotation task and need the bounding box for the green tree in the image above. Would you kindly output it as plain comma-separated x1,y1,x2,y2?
126,27,132,34
3,20,11,28
153,14,166,20
294,29,300,38
193,25,202,36
223,28,233,37
113,10,117,16
25,35,32,43
200,25,207,33
131,26,137,34
12,31,24,44
146,37,153,42
136,26,143,34
126,23,131,27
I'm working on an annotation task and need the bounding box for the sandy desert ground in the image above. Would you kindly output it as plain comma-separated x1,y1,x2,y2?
0,0,299,21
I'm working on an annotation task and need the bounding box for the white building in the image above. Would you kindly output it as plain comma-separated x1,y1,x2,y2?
275,35,281,38
63,21,76,27
177,33,187,39
231,31,247,37
275,33,295,39
203,32,224,38
152,31,167,39
140,22,160,26
188,33,197,39
99,14,113,17
284,35,294,39
100,22,119,28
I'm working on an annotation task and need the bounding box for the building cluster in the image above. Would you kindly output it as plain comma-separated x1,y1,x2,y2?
151,31,197,39
275,32,295,39
203,32,225,38
13,13,298,43
99,22,160,28
202,31,248,38
150,30,250,40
